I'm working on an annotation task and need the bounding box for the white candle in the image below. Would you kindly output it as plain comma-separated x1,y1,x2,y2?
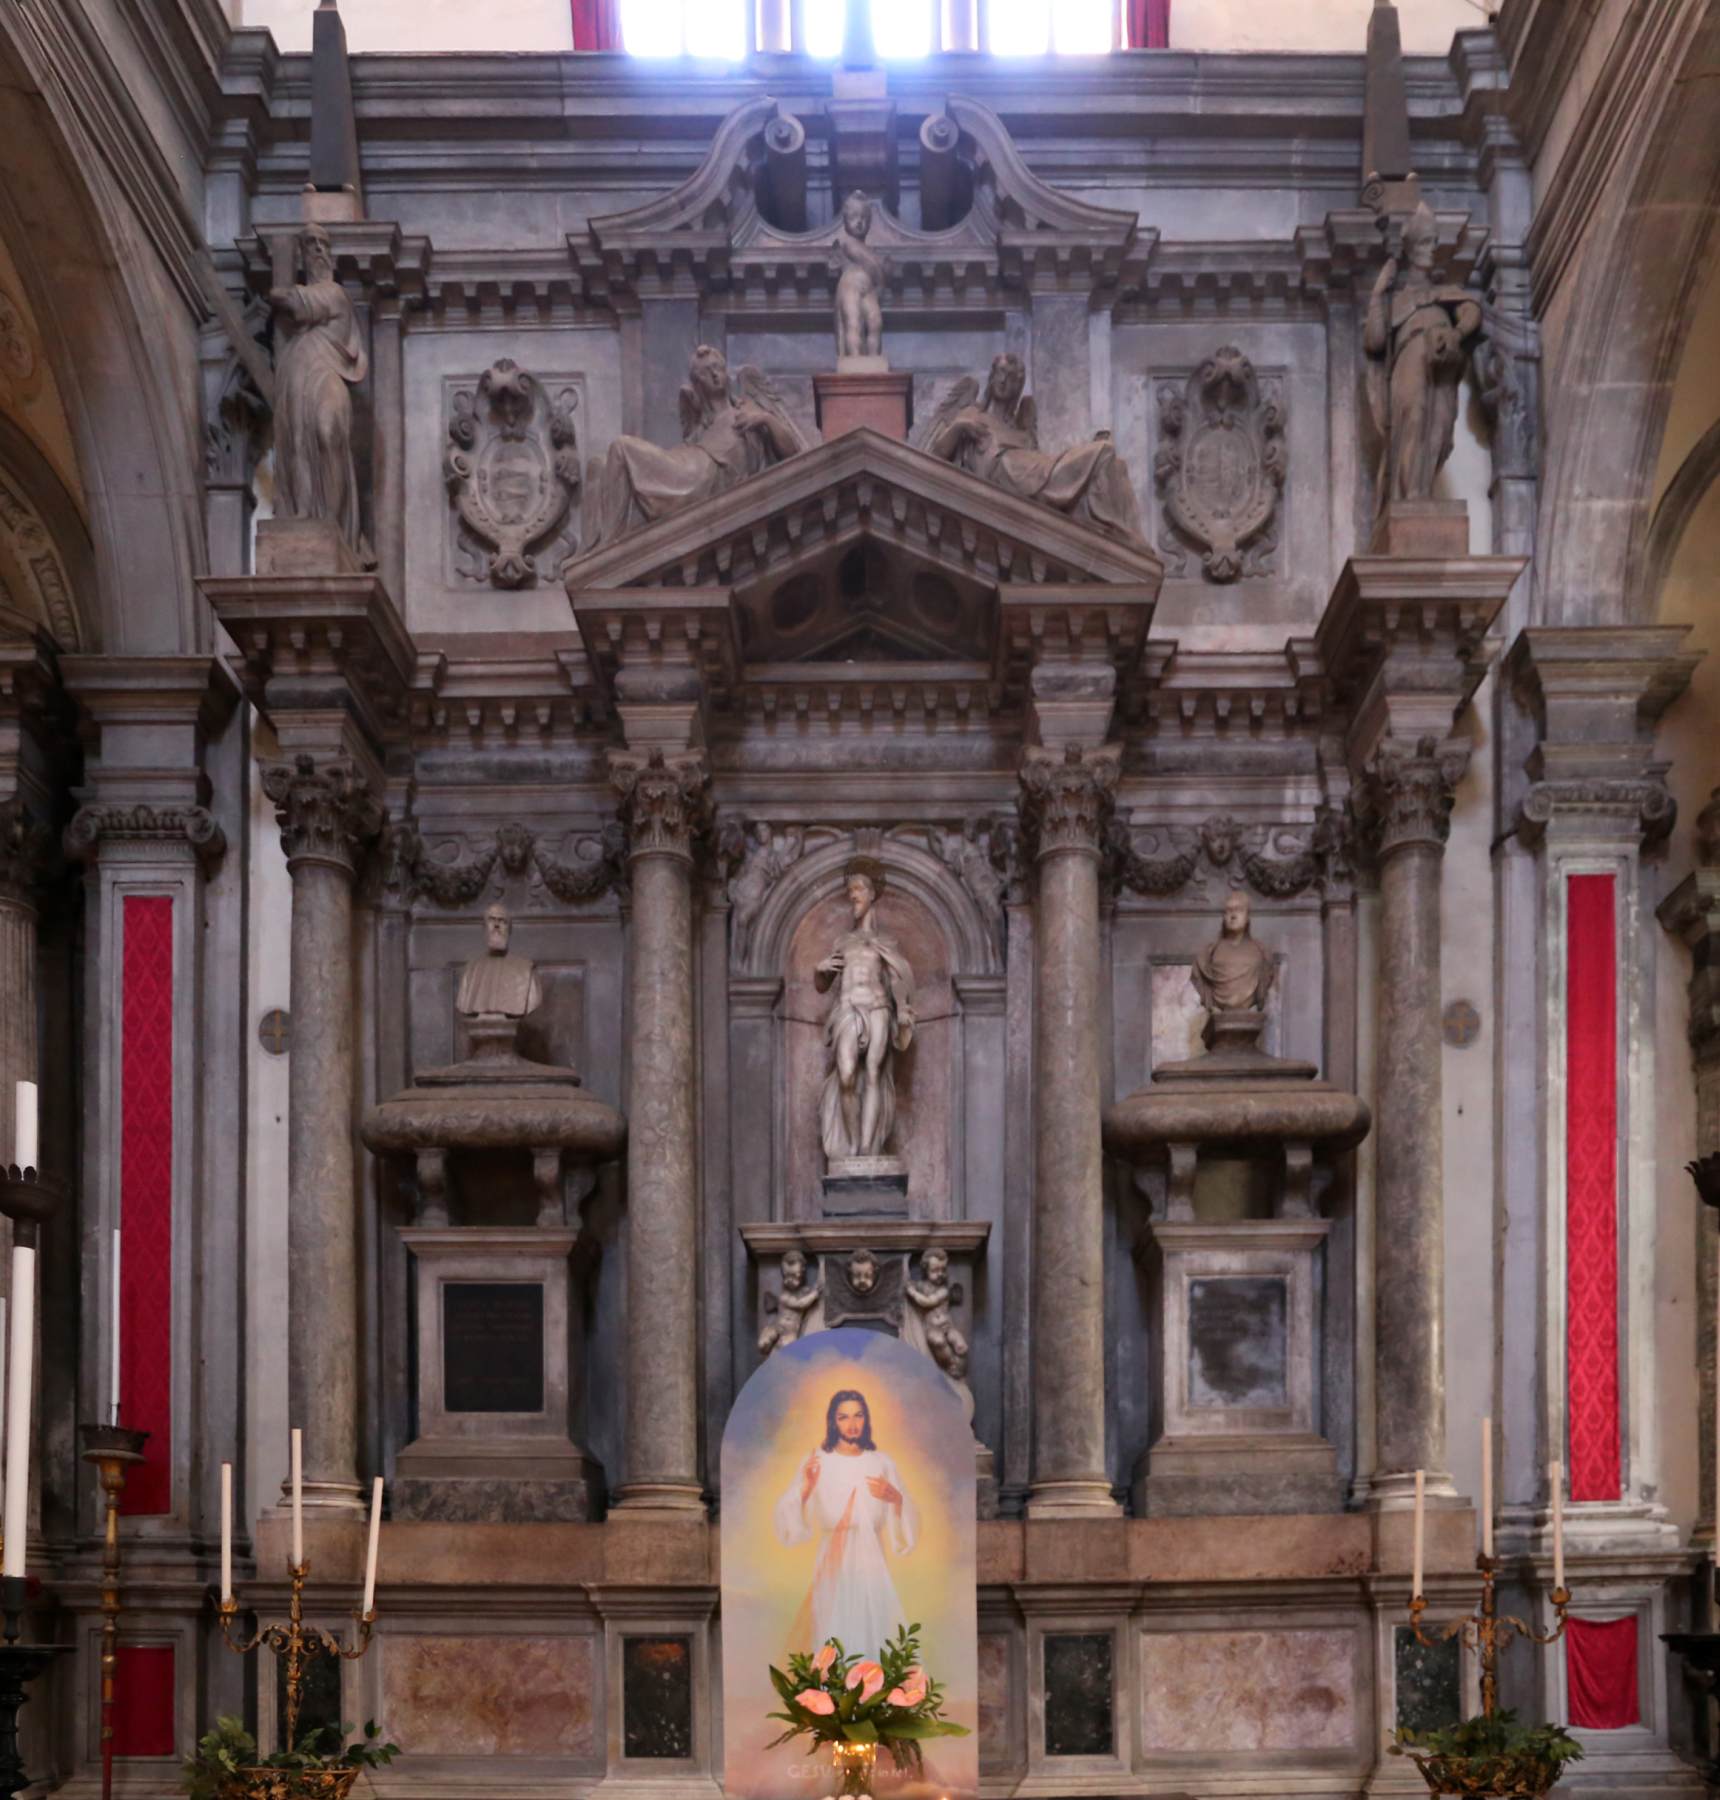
1412,1467,1426,1598
361,1475,383,1615
1481,1415,1494,1558
220,1462,233,1603
12,1081,35,1173
290,1428,304,1568
2,1247,34,1578
109,1230,122,1428
1550,1458,1565,1593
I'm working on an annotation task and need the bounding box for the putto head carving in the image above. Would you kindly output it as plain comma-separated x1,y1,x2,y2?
841,191,873,239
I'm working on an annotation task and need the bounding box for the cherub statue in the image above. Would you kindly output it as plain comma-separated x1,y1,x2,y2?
904,1247,968,1385
921,352,1145,544
581,345,805,551
1364,200,1484,506
833,191,886,362
758,1249,823,1356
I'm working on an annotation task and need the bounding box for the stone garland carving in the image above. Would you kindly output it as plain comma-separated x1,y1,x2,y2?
63,803,226,870
1018,744,1121,858
0,799,54,906
921,354,1146,545
1311,800,1360,901
1357,735,1469,858
261,754,384,874
611,749,711,860
1107,820,1201,896
1155,347,1286,582
930,819,1008,950
1106,811,1325,900
534,825,628,902
581,347,805,553
722,820,812,963
370,819,624,908
445,359,581,588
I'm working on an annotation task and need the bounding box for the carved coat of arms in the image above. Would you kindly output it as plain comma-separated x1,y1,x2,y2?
445,359,581,588
1155,347,1286,582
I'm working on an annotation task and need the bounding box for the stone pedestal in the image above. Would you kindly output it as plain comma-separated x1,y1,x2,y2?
1369,498,1469,557
395,1227,602,1521
820,1153,909,1216
254,515,363,576
814,369,913,442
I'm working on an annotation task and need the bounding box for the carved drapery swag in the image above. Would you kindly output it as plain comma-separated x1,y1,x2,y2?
1357,735,1469,859
611,749,712,863
372,818,624,908
0,799,53,908
261,753,384,875
64,803,226,870
1018,743,1121,860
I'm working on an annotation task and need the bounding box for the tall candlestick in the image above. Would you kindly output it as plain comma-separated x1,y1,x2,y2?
11,1081,35,1173
1550,1458,1565,1594
220,1462,233,1603
362,1475,383,1615
1481,1415,1494,1558
290,1429,303,1568
1412,1467,1426,1599
109,1229,122,1427
2,1247,34,1577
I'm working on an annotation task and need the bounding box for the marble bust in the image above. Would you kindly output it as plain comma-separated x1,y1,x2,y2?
456,903,543,1020
1190,892,1275,1015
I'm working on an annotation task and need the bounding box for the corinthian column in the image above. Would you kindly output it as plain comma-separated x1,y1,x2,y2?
1019,743,1121,1518
611,747,710,1514
1361,734,1469,1502
263,753,382,1512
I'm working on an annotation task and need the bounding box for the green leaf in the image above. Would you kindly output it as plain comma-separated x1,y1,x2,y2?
883,1717,970,1740
841,1719,879,1743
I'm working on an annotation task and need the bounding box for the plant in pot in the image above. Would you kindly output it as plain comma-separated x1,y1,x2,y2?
183,1717,400,1800
1390,1709,1585,1798
767,1622,969,1798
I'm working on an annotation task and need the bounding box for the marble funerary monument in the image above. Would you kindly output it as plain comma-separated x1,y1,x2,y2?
1,0,1719,1793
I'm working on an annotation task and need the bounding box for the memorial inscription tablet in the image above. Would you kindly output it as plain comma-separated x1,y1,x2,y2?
443,1280,545,1413
1187,1275,1288,1408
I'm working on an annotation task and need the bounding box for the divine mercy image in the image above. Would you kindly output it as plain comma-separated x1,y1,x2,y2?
723,1330,978,1800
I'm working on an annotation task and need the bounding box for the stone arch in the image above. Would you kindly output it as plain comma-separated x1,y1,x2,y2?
0,415,93,648
1532,0,1720,625
0,15,208,655
744,834,1001,983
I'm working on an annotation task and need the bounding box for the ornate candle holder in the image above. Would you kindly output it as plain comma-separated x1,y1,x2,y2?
0,1573,72,1800
79,1422,149,1800
1408,1554,1571,1720
217,1559,376,1753
0,1163,65,1249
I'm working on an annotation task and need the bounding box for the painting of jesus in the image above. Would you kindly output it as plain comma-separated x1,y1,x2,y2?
774,1388,919,1661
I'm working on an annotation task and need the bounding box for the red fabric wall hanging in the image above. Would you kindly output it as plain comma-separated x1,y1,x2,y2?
1567,1616,1639,1730
1126,0,1170,47
112,1645,176,1756
119,897,174,1516
1565,874,1621,1502
573,0,623,49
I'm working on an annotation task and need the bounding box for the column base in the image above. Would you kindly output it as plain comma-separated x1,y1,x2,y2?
1025,1478,1121,1519
610,1480,707,1517
1364,1468,1461,1510
279,1475,367,1514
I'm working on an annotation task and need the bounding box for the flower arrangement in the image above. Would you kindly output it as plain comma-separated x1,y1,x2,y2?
182,1717,401,1800
1389,1711,1584,1798
768,1623,968,1797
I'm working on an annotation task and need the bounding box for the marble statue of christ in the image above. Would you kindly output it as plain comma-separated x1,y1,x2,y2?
773,1389,918,1661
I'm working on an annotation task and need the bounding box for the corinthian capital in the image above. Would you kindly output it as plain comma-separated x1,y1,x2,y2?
1018,743,1121,860
0,799,53,908
261,754,384,875
64,803,226,870
610,748,711,863
1358,735,1470,859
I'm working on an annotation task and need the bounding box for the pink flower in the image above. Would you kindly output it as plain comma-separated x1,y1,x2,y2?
885,1688,911,1707
845,1659,885,1704
891,1669,928,1707
812,1644,838,1676
797,1688,837,1715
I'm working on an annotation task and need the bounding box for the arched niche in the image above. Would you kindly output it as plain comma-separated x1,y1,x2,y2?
0,415,92,649
735,835,1002,1223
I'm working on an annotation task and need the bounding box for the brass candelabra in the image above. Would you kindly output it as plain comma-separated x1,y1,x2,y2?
217,1560,376,1752
78,1423,148,1800
1408,1554,1571,1720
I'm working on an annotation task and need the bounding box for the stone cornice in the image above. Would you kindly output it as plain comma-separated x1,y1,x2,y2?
1516,776,1676,848
1126,641,1326,739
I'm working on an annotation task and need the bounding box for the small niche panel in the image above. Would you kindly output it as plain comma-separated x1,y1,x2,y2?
443,1281,545,1414
1394,1623,1462,1733
1187,1275,1288,1408
624,1635,694,1759
1043,1632,1113,1758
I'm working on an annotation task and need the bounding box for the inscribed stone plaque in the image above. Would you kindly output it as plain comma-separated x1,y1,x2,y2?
1394,1624,1462,1734
1187,1276,1288,1408
443,1282,545,1414
623,1636,694,1759
1043,1632,1113,1758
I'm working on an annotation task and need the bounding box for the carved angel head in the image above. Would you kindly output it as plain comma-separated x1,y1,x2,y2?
984,352,1027,415
841,191,873,239
688,344,731,402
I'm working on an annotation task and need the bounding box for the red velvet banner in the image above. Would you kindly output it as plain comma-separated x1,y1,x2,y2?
572,0,622,49
1126,0,1170,47
1567,1616,1639,1730
1565,874,1621,1503
119,897,174,1516
112,1644,176,1756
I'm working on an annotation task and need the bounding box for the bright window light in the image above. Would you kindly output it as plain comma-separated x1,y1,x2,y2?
987,0,1050,54
621,0,746,58
803,0,845,57
873,0,933,56
1052,0,1112,52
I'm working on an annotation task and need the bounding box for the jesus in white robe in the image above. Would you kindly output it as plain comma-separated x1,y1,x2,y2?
773,1388,919,1662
